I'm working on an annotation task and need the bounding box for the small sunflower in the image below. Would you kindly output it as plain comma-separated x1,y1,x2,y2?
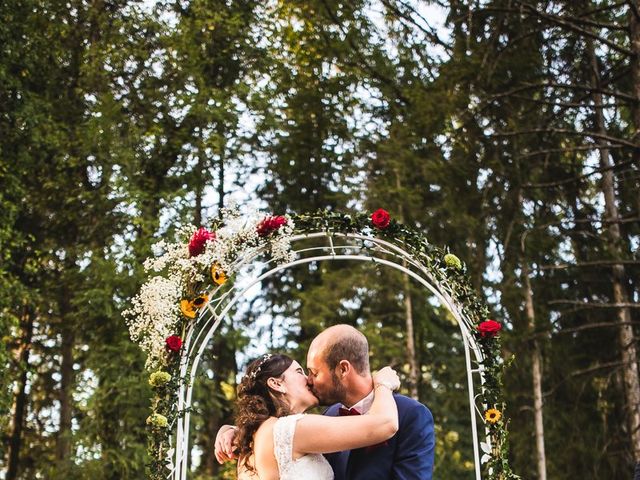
485,408,502,424
180,299,197,319
192,294,209,309
211,263,227,285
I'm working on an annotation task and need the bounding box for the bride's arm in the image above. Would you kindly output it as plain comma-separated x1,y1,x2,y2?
292,366,400,455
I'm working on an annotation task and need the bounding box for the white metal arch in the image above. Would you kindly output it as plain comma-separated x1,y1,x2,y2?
171,231,490,480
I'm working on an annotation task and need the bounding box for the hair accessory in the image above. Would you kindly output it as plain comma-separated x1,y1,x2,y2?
249,353,273,379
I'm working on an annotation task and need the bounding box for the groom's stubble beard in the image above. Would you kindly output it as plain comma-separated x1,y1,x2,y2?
316,370,347,406
331,370,348,404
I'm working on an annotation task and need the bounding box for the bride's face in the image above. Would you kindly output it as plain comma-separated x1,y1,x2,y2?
280,360,319,413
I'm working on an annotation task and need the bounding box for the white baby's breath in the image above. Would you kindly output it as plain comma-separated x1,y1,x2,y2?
126,210,296,371
125,274,182,369
269,217,296,264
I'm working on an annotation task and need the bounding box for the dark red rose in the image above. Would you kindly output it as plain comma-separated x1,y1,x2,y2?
371,209,391,229
257,215,288,237
477,320,502,338
188,227,215,256
165,335,183,352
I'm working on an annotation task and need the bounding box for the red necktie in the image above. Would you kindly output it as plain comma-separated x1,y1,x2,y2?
338,407,361,416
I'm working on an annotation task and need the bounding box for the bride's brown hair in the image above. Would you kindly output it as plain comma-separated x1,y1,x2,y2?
235,353,293,472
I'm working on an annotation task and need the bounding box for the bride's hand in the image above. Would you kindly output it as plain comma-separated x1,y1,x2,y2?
214,425,238,464
373,366,400,392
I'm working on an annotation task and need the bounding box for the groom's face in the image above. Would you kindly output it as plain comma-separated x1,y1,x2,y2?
306,349,346,406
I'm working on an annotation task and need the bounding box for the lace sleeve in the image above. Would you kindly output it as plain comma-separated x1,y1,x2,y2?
273,413,305,474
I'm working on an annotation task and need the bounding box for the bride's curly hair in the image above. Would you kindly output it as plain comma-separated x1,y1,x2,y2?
235,353,293,472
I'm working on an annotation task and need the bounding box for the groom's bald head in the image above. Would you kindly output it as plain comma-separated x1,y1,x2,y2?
307,324,373,406
310,324,370,375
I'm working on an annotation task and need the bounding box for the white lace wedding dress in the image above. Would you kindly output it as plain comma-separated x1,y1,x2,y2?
273,413,334,480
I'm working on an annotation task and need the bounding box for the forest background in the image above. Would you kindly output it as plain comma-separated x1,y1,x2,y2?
1,0,639,479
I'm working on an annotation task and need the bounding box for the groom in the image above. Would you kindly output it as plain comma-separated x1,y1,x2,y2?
306,324,434,480
214,324,435,479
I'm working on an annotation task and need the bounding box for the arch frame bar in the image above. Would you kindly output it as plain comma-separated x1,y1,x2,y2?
171,231,489,480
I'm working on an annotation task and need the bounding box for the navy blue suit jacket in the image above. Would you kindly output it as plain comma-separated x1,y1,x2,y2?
323,394,435,480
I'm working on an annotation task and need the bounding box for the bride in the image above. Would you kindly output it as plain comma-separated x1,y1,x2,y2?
232,353,400,480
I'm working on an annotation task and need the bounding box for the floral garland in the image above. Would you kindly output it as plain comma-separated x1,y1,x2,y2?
293,209,518,480
124,208,295,478
125,208,518,480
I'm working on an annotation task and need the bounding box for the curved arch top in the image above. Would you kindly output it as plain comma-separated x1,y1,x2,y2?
172,230,490,480
127,210,515,480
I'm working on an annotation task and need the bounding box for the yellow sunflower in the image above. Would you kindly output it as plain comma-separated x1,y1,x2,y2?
211,263,227,285
192,294,209,309
180,299,197,319
485,408,502,424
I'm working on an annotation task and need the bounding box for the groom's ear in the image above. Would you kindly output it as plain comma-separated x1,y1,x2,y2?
336,360,351,378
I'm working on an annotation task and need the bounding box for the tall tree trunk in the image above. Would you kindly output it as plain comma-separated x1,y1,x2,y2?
200,149,234,475
195,129,205,226
521,260,547,480
629,0,640,156
204,407,222,474
195,163,203,227
202,332,237,477
6,305,34,480
56,322,75,461
217,130,225,216
588,38,640,463
401,268,419,400
99,373,122,480
395,171,418,398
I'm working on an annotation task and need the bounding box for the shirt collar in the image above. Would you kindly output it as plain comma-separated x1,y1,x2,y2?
342,389,375,414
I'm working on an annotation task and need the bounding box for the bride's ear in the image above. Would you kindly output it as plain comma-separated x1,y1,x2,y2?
267,377,287,394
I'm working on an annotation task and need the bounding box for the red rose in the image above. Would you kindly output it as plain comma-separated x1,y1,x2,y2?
188,227,215,256
257,215,288,237
165,335,182,352
371,209,391,229
477,320,502,338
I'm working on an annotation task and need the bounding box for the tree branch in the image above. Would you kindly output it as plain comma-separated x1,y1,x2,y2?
570,360,627,378
379,0,453,53
509,93,621,109
626,0,640,21
523,158,638,188
540,259,640,270
548,300,640,308
518,144,626,160
317,0,411,106
555,321,640,334
508,81,637,103
515,1,633,56
491,128,639,148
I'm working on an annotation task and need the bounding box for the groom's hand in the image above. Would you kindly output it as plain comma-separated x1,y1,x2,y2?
214,425,238,464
